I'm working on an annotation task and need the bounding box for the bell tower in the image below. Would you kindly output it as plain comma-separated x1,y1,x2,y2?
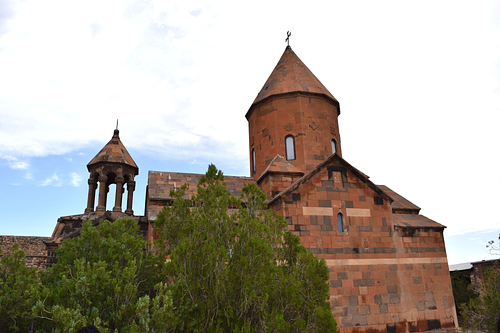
246,46,341,180
85,129,139,215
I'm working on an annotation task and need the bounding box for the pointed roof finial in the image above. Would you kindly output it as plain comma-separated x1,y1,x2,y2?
286,31,291,46
113,120,119,138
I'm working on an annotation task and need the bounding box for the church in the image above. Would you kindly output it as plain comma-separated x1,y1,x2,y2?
2,46,458,333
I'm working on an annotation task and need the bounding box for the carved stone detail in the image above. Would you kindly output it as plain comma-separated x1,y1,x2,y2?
309,122,319,130
284,123,293,131
330,126,336,135
262,128,269,137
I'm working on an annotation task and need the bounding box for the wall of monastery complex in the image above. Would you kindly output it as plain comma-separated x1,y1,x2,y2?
0,235,49,269
266,158,457,332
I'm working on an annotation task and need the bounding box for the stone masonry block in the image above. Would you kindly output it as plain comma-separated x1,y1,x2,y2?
352,315,368,327
347,306,358,315
425,300,437,310
389,294,401,304
354,279,375,287
318,200,331,207
341,316,352,327
387,285,398,294
330,280,342,288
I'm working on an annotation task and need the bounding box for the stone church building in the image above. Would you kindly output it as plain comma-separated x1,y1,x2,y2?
1,46,458,332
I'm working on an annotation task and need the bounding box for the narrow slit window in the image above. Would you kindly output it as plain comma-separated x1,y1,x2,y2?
252,148,256,174
331,139,337,154
285,136,295,160
337,213,344,233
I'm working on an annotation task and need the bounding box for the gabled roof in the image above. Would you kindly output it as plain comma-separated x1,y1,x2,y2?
377,185,421,212
269,153,393,205
87,130,138,171
250,46,338,108
147,171,256,221
392,214,445,229
256,154,304,183
147,171,255,201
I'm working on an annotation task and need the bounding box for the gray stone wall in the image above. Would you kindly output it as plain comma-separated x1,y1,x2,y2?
0,236,50,269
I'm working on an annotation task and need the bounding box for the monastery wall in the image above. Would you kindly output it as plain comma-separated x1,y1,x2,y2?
0,235,49,269
269,160,457,333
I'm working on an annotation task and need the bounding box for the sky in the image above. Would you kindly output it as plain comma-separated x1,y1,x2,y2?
0,0,499,266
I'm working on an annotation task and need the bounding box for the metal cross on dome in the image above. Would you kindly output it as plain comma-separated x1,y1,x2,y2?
286,31,291,46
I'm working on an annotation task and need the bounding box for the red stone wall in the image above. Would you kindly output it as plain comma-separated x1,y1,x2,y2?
258,172,303,200
269,160,458,333
248,94,341,180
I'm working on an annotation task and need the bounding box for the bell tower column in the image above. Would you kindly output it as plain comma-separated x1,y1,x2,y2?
96,175,108,212
113,176,124,212
125,180,135,215
85,177,97,213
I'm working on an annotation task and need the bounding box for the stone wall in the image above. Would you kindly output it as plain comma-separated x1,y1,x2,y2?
0,236,49,269
269,158,458,333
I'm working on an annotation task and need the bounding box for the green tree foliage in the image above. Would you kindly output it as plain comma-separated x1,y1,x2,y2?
450,272,477,320
0,244,41,332
33,218,173,333
155,164,338,333
461,263,500,332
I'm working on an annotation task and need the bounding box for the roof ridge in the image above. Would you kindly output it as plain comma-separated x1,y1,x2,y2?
256,154,304,183
269,154,393,205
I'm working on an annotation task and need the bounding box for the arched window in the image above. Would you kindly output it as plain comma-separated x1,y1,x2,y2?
252,148,256,174
331,139,337,154
337,213,344,233
285,135,295,160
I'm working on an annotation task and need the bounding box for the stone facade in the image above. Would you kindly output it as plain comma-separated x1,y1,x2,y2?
265,156,456,332
0,235,50,269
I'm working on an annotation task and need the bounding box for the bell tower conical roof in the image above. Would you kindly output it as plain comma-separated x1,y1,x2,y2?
246,45,342,181
87,129,138,171
252,46,338,107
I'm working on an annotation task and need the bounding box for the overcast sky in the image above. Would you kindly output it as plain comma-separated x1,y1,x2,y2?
1,0,499,266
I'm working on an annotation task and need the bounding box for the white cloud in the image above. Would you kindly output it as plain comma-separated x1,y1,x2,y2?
70,172,82,187
39,173,62,187
0,154,29,170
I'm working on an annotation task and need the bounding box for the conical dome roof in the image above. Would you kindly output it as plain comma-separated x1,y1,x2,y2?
252,46,338,106
87,129,138,173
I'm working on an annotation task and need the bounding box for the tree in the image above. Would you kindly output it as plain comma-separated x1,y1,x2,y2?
33,218,173,333
0,244,41,332
458,234,500,332
155,164,338,332
460,263,500,332
450,271,477,322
